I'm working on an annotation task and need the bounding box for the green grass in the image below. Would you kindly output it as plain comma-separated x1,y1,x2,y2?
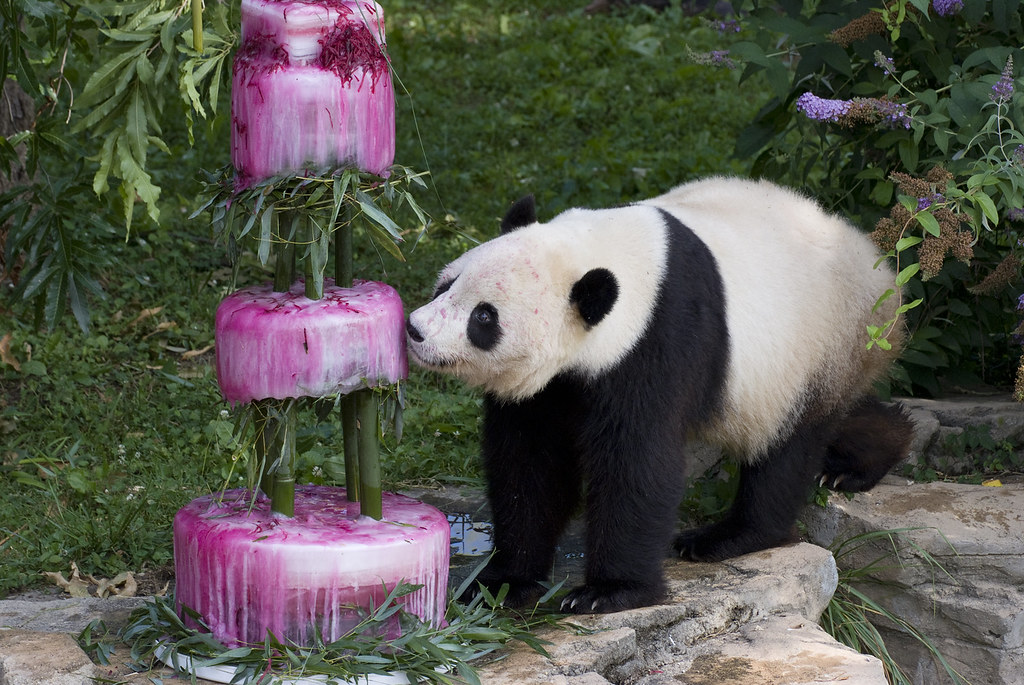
0,0,761,596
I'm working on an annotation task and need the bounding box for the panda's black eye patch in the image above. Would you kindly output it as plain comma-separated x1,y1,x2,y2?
467,302,501,351
433,277,456,300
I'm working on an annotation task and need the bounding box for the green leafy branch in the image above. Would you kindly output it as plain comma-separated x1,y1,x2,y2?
71,0,237,233
120,577,572,685
195,164,431,294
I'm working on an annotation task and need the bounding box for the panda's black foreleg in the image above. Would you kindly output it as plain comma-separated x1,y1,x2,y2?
674,418,828,562
561,423,686,614
468,387,583,608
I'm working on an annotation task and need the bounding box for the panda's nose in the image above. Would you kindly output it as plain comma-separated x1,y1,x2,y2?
406,318,424,343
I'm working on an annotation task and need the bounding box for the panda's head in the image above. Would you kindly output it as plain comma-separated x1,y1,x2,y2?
406,195,625,401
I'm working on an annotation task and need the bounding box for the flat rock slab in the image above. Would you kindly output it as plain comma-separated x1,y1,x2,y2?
0,630,96,685
634,614,888,684
803,480,1024,685
0,596,150,635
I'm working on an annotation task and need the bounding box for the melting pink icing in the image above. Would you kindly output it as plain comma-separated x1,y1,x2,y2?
215,279,408,404
174,486,450,647
231,0,394,184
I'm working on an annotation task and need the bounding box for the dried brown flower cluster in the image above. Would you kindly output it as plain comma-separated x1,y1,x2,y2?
870,167,973,278
970,254,1022,295
1015,358,1024,402
829,11,887,47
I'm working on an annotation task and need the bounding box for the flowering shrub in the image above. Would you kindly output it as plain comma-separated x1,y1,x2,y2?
710,0,1023,398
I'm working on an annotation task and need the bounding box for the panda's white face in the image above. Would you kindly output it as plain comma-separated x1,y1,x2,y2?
406,230,587,400
406,202,669,402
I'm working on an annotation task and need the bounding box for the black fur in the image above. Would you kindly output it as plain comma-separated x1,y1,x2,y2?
472,210,730,612
570,268,619,328
673,398,912,562
501,195,537,234
467,303,501,351
821,397,914,492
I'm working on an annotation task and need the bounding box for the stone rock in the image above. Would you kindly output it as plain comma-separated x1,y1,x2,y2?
474,543,886,684
803,480,1024,685
0,596,150,634
0,630,96,685
633,614,888,684
898,395,1024,475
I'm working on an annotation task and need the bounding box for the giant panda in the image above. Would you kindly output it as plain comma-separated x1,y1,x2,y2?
405,177,914,614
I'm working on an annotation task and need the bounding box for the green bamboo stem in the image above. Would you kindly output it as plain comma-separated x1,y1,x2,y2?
270,401,297,517
191,0,203,53
304,213,323,300
336,205,361,503
356,389,382,520
341,396,360,502
273,210,293,292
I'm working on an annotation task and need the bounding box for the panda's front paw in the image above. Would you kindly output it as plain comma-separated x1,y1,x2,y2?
559,581,664,614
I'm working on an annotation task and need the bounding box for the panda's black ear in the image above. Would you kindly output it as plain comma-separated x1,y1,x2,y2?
570,268,619,328
500,195,537,234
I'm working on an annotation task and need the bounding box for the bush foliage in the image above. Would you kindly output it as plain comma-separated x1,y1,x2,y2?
717,0,1023,397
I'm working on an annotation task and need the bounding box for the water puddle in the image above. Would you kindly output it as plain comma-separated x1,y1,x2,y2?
444,513,586,592
447,513,494,557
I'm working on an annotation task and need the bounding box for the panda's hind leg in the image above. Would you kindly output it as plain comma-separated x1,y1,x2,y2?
674,418,829,563
820,397,914,492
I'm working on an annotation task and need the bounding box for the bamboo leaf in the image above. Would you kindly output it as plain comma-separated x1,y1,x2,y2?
357,198,404,243
258,204,275,266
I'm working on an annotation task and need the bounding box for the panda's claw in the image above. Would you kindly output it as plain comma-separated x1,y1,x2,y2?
560,581,664,614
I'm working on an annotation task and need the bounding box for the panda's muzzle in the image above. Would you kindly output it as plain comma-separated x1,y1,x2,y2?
405,317,425,343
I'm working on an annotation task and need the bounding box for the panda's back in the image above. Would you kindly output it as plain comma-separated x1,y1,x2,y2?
642,177,900,457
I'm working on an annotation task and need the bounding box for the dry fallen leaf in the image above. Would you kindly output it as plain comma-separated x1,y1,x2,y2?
42,562,90,598
0,333,20,372
129,306,164,327
181,344,214,360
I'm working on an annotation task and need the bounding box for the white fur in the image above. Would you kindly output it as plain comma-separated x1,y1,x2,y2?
406,205,668,400
407,177,900,457
642,177,900,455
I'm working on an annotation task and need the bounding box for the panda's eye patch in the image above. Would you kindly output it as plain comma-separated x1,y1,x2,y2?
433,277,456,300
467,302,501,351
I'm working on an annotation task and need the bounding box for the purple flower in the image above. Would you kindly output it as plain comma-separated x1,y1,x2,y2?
932,0,963,16
795,93,852,123
874,51,896,76
1014,145,1024,165
991,57,1015,103
1008,208,1024,223
874,99,912,129
917,193,944,210
702,17,742,34
687,47,735,69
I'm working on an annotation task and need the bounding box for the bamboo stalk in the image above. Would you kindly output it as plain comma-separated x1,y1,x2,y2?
270,401,297,517
273,211,293,293
304,213,323,300
341,396,359,502
191,0,203,53
337,205,360,503
356,389,382,520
